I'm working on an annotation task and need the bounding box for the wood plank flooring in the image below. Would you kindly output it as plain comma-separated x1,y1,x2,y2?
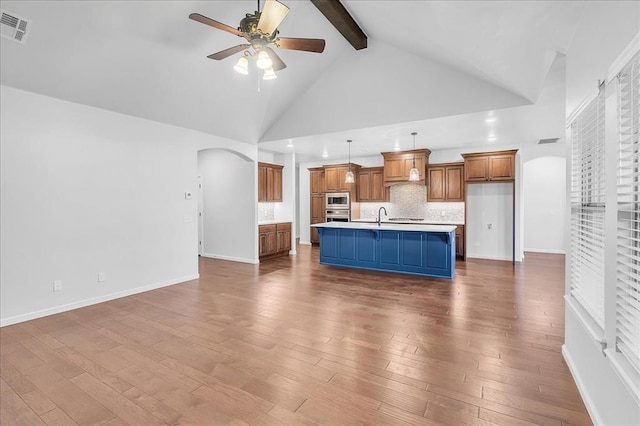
0,246,591,425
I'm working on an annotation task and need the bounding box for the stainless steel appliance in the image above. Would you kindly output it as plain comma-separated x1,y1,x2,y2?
325,192,350,210
326,209,350,222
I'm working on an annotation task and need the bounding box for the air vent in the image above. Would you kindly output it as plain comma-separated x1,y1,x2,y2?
538,138,559,145
0,9,30,44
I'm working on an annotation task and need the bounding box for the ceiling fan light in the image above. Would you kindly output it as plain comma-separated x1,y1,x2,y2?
263,67,277,80
256,50,272,70
408,167,420,182
233,56,249,74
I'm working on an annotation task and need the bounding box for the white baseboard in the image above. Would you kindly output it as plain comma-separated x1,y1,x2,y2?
562,345,603,425
524,248,566,254
288,250,297,255
466,254,518,262
298,241,312,246
200,252,259,264
0,274,199,327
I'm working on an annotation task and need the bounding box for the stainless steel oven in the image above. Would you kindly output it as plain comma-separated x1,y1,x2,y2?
326,209,350,222
325,192,350,210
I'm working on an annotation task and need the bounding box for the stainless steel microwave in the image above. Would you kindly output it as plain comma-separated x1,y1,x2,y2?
325,192,350,210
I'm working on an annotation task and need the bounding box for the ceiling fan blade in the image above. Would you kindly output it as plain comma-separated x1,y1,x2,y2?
189,13,243,37
276,37,326,53
266,47,287,71
207,44,250,60
257,0,289,37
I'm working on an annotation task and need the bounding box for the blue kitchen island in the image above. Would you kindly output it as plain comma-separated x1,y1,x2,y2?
312,222,456,279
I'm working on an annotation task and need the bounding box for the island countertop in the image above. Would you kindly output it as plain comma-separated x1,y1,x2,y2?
312,222,457,233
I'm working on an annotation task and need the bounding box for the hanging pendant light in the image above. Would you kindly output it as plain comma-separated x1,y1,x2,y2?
408,132,420,182
345,139,355,184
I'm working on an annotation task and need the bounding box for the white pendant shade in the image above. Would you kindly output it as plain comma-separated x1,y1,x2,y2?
233,56,249,75
263,67,277,80
408,167,420,181
256,50,272,70
345,170,355,184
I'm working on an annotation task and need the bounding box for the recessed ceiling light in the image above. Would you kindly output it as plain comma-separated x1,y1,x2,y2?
321,151,329,158
488,136,497,142
485,117,497,123
287,141,294,148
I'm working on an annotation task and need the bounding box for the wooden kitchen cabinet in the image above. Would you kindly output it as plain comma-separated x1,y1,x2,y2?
381,149,431,185
357,167,389,202
276,222,291,253
309,167,325,194
427,163,464,202
461,150,517,182
310,193,325,244
324,164,359,193
309,167,326,245
258,162,284,202
258,224,277,257
455,225,465,260
259,222,291,259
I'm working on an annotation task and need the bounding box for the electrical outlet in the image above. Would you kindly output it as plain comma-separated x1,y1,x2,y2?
53,280,62,292
487,223,492,230
98,272,106,282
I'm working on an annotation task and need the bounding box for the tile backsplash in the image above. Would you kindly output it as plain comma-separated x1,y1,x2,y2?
359,183,464,222
258,203,275,221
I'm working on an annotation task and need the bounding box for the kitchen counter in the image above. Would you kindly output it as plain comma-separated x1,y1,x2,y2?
258,219,290,225
351,218,464,226
313,221,456,233
312,222,455,279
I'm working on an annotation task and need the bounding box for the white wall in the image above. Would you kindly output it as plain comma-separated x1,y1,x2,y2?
466,183,514,261
198,149,257,264
0,85,257,326
522,156,565,253
563,2,640,425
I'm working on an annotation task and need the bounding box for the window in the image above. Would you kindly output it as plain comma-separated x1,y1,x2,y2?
616,50,640,374
570,86,607,328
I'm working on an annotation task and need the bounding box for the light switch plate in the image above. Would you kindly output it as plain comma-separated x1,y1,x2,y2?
53,280,62,292
185,192,192,200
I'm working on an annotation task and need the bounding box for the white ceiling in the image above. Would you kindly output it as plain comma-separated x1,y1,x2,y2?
0,1,583,162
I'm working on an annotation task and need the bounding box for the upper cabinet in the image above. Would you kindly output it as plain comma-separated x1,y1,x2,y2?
357,167,389,202
427,163,464,202
309,167,325,194
461,150,517,182
324,163,359,193
258,162,283,202
381,149,431,185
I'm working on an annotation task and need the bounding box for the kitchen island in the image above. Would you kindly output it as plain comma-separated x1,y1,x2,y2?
311,222,456,279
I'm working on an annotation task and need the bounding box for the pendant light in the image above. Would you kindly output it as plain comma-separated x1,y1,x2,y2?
408,132,420,182
345,139,355,184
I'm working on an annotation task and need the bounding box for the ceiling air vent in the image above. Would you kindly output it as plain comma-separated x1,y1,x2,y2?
538,138,559,145
0,9,30,44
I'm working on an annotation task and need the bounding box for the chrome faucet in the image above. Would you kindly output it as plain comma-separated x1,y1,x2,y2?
377,206,387,226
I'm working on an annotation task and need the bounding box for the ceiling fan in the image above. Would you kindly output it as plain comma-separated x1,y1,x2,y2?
189,0,325,78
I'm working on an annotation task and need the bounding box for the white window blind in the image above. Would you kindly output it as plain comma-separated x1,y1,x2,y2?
616,50,640,374
570,86,606,327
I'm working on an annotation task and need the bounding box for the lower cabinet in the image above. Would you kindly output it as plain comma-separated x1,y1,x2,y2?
455,225,465,260
259,222,291,260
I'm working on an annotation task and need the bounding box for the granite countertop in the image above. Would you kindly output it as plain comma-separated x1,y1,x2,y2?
352,218,465,226
258,219,292,225
311,222,457,233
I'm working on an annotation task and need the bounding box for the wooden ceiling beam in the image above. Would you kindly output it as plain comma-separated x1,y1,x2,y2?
310,0,367,50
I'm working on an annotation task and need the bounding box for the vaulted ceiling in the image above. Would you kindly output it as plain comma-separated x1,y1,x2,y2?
0,1,584,160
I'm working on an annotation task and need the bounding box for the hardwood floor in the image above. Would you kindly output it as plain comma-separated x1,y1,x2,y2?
1,246,591,425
